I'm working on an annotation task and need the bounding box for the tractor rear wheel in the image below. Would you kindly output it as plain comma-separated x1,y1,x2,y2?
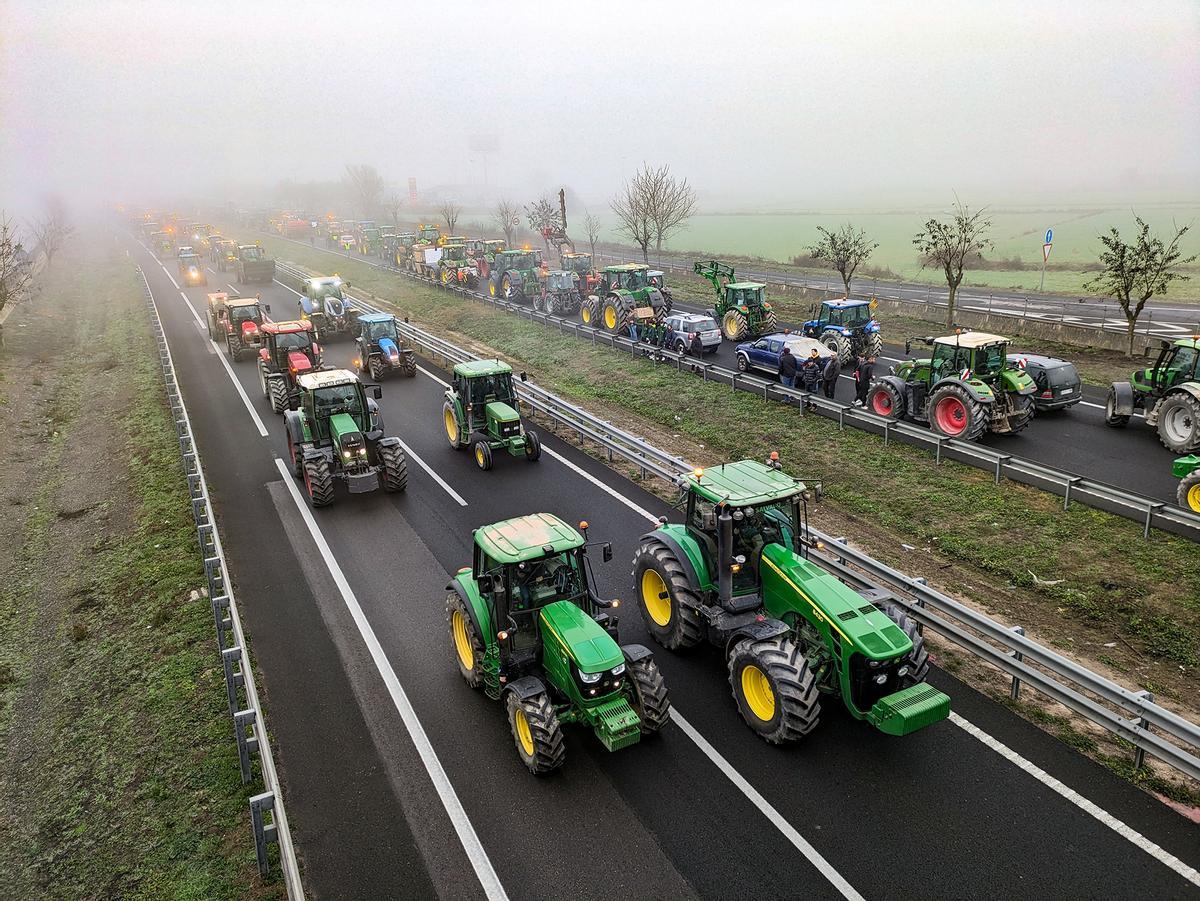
302,456,335,507
1104,386,1130,427
443,402,462,448
602,298,624,333
632,539,703,650
880,603,930,687
866,381,904,419
820,329,851,363
474,440,493,471
523,430,541,462
446,592,485,689
624,655,671,735
727,635,820,743
544,294,557,317
721,309,748,341
505,689,566,775
759,308,778,336
580,298,598,327
865,332,883,359
402,354,417,377
268,377,289,414
379,444,408,492
501,274,514,299
1178,470,1200,513
1155,393,1200,452
928,384,986,441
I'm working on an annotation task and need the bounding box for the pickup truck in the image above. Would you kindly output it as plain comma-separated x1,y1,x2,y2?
235,244,276,285
735,332,828,378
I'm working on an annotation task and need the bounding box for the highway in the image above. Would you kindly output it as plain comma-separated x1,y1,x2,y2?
129,233,1200,900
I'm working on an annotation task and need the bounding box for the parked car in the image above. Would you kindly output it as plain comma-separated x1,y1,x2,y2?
1007,353,1082,411
735,332,828,377
664,312,722,355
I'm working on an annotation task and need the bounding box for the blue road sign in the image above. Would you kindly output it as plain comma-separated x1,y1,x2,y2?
1045,228,1053,244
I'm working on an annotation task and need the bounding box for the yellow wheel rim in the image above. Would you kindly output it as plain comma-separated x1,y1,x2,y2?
641,569,671,627
1189,483,1200,512
514,707,535,756
489,281,496,297
441,270,449,284
581,306,591,324
444,408,459,444
741,664,776,722
604,305,617,330
452,609,474,670
475,445,486,467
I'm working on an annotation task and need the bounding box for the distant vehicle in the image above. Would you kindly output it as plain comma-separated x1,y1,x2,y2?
177,252,207,286
664,312,721,355
735,332,827,377
1007,353,1081,411
235,244,276,284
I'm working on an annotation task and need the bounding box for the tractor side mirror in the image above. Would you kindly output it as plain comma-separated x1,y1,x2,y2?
519,371,528,382
264,304,271,313
602,542,613,563
372,386,382,400
476,575,494,594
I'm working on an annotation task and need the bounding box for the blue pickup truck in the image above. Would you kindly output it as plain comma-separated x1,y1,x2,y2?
735,332,828,377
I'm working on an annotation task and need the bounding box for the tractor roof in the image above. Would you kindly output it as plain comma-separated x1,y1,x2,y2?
727,282,766,290
453,359,512,378
296,369,358,391
483,239,505,246
935,331,1007,348
562,251,590,259
207,292,229,304
309,276,342,287
1171,336,1200,350
474,513,584,564
261,320,312,335
356,312,395,323
226,297,260,308
686,459,806,506
605,263,649,273
825,298,870,309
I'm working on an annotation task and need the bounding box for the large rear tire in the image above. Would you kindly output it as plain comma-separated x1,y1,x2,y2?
302,456,335,507
880,603,930,687
505,690,566,775
1155,393,1200,453
443,402,463,448
721,309,748,341
1104,386,1130,427
865,332,883,359
866,381,904,419
758,308,778,337
928,383,986,441
268,377,289,414
379,444,408,492
820,329,851,363
624,655,671,735
1178,470,1200,513
446,592,485,689
727,635,820,744
631,539,703,650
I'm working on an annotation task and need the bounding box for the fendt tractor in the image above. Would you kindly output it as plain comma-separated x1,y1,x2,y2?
447,513,670,773
867,331,1037,440
438,243,479,288
354,312,417,380
205,292,271,360
487,249,542,302
579,263,672,333
442,360,542,470
235,243,276,284
258,320,323,413
633,459,949,742
299,275,354,340
283,369,407,507
1106,337,1200,453
802,298,883,363
694,260,777,341
534,269,582,317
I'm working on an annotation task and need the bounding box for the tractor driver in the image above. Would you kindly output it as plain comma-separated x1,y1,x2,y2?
513,557,575,610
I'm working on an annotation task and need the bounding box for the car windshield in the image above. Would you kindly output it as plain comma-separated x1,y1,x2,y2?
365,320,396,340
467,372,515,405
313,383,362,415
510,551,585,609
275,332,312,352
241,246,261,261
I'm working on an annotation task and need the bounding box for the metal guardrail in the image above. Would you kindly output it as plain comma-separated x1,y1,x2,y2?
273,249,1200,542
274,260,1200,783
137,266,303,898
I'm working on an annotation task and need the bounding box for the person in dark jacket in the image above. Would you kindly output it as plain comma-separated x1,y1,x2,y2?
800,348,822,392
778,346,798,388
822,353,842,398
854,355,876,405
689,331,704,357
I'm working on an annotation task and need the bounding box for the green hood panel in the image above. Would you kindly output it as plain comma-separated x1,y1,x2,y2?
329,412,362,448
485,401,519,423
539,601,623,673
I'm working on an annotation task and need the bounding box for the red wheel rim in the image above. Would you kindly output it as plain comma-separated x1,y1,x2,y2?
871,391,892,415
934,396,968,436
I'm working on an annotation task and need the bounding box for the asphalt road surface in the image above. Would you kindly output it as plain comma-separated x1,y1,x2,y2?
131,235,1200,900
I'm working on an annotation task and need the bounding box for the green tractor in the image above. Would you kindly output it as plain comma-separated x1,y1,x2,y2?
694,260,777,341
1174,455,1200,513
437,243,479,288
471,239,507,281
487,249,542,302
866,331,1037,440
282,368,408,507
579,263,672,333
442,360,542,470
1106,337,1200,453
447,513,670,774
390,232,417,268
633,459,949,742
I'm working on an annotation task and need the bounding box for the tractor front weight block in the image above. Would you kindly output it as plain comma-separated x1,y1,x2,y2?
865,683,950,736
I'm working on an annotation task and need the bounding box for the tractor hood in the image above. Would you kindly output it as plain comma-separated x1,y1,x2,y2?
329,413,364,452
377,336,401,361
538,600,623,673
485,401,519,424
324,297,346,318
287,351,313,375
240,320,260,338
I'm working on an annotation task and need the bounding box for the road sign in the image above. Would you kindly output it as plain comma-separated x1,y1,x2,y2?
1043,242,1053,262
1045,228,1053,244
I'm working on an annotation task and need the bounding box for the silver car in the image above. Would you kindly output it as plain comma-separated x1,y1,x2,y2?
664,312,722,354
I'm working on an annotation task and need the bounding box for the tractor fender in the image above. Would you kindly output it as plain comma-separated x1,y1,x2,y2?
375,435,401,449
283,410,305,447
724,618,790,658
938,376,994,405
620,643,655,664
447,574,492,642
301,445,332,464
1109,380,1135,416
503,675,547,701
638,529,705,592
875,374,908,396
1168,382,1200,404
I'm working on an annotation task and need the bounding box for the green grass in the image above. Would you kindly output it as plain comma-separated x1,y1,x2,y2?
0,242,279,898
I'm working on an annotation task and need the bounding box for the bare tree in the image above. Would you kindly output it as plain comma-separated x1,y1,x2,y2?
808,224,878,296
584,213,602,260
643,164,697,252
383,193,405,227
492,199,519,246
439,199,462,234
609,171,655,263
1085,217,1195,356
913,200,993,328
29,204,73,269
344,164,385,218
525,194,558,255
1,214,37,335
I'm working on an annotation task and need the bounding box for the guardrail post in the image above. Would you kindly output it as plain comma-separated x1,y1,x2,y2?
1132,690,1153,770
249,791,278,877
1064,476,1080,510
234,708,260,784
1143,503,1163,540
1008,626,1026,700
212,594,232,651
222,645,245,718
995,454,1011,485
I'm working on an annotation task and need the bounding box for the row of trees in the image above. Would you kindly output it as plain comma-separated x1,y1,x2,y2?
1,202,74,332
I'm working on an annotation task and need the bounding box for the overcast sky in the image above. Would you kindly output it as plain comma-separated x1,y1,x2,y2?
2,0,1197,214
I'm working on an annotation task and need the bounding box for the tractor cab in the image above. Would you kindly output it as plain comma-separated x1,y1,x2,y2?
481,239,506,257
238,244,264,262
544,270,576,293
804,299,877,335
496,250,538,272
442,243,469,263
560,251,593,274
601,263,649,293
905,332,1017,386
261,321,320,375
416,225,441,243
300,276,352,332
297,369,380,446
647,270,673,299
1135,338,1200,392
359,314,399,345
726,282,766,310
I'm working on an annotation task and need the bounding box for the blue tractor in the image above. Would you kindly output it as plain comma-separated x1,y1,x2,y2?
801,298,882,363
354,313,417,381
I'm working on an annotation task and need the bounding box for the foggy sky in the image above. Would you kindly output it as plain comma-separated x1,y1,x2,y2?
2,0,1197,215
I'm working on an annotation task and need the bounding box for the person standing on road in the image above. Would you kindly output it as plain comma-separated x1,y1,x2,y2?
801,348,822,392
779,346,798,388
822,353,841,398
628,319,640,342
854,355,876,406
689,331,704,357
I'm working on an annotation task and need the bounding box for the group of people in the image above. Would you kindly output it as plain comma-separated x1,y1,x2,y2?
629,320,706,357
778,345,877,404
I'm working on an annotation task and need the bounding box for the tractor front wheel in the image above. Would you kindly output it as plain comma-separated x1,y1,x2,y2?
402,354,417,377
268,377,289,414
865,332,883,359
721,309,748,341
368,356,385,382
1155,393,1200,453
1178,470,1200,513
1006,392,1035,434
929,384,986,441
632,539,703,650
446,592,485,688
524,430,541,462
624,655,671,735
505,690,566,775
474,440,493,471
443,402,463,448
727,635,820,744
880,603,930,687
488,276,500,298
866,381,904,419
379,444,408,492
302,456,335,507
1104,386,1130,427
820,329,851,363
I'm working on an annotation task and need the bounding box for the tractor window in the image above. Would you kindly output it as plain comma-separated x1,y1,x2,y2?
689,496,717,534
625,269,647,290
241,246,262,261
824,306,843,326
274,332,312,352
930,342,968,375
842,306,871,327
510,553,584,612
1164,346,1199,383
468,373,515,406
364,320,396,341
229,305,258,323
312,384,362,416
974,344,1007,377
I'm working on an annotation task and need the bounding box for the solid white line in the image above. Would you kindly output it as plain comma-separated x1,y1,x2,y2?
542,446,660,524
272,459,506,900
670,710,865,900
392,437,468,506
274,278,303,297
950,712,1200,889
417,365,450,387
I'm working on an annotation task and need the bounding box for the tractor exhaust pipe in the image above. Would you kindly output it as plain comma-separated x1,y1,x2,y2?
717,507,733,608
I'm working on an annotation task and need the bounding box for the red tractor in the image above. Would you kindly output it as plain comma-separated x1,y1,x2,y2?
206,293,271,360
258,320,323,413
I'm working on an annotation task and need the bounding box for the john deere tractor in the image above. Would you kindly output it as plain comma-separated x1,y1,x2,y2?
534,269,582,317
390,232,417,269
802,299,883,363
354,312,417,380
579,263,672,333
1175,456,1200,512
866,331,1037,440
438,243,479,288
258,320,323,413
282,369,407,507
1106,337,1200,453
442,360,542,470
487,249,542,302
299,275,354,340
448,513,670,774
633,459,949,742
694,260,777,341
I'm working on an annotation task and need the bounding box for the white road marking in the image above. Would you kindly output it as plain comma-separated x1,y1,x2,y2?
417,365,449,387
272,459,506,901
274,278,303,297
392,437,468,506
950,712,1200,889
542,446,660,523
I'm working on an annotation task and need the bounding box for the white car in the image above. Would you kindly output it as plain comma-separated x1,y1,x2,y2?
664,312,722,354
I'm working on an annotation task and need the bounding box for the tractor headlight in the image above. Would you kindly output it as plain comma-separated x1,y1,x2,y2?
897,665,910,678
578,669,602,684
343,450,351,459
358,448,366,456
611,663,625,676
874,673,888,685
